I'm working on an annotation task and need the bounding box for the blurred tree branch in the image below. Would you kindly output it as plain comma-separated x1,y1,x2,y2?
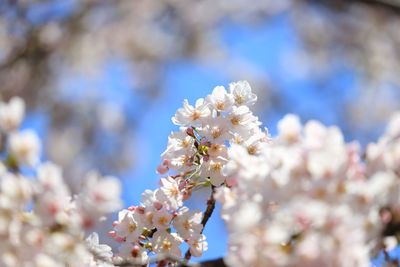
311,0,400,12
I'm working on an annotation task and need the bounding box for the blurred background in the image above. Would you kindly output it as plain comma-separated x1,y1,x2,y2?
1,0,400,264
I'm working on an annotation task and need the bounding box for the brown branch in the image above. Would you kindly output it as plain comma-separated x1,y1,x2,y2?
115,253,199,267
197,258,227,267
354,0,400,9
0,0,100,72
309,0,400,13
184,186,217,262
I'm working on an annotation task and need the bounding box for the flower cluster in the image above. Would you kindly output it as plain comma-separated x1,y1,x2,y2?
0,97,122,267
112,81,400,266
163,81,267,186
111,81,268,265
217,111,400,267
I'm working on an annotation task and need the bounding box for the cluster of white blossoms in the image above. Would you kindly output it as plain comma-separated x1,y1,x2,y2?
217,110,400,266
112,81,400,266
111,81,269,265
0,97,122,267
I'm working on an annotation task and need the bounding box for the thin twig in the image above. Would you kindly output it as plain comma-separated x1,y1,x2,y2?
184,185,217,261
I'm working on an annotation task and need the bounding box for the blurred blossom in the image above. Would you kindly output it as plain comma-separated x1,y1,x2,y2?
96,103,125,133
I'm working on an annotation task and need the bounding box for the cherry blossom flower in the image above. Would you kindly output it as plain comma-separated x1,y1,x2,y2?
8,129,41,167
114,209,143,242
117,242,149,266
229,80,257,106
173,207,203,240
152,230,183,258
172,98,211,127
206,86,235,112
0,97,25,132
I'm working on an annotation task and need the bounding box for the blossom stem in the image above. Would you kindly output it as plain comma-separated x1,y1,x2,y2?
184,185,216,261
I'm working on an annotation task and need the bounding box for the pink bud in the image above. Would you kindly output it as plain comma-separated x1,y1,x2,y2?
137,206,145,214
153,201,163,210
186,127,195,137
136,206,144,214
131,245,140,258
112,221,119,227
156,164,169,174
108,231,117,238
128,206,136,211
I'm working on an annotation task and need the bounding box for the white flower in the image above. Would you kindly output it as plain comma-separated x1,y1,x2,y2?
8,129,41,167
161,128,197,173
156,177,183,211
241,129,268,155
173,207,203,240
0,97,25,132
34,254,63,267
207,143,228,159
229,80,257,106
141,189,158,208
230,201,261,231
277,114,302,143
206,86,234,112
34,163,73,226
201,157,227,186
172,98,211,127
1,172,32,208
152,230,183,258
35,193,72,226
114,210,143,242
46,233,90,266
162,128,196,158
383,236,398,251
386,111,400,138
118,242,149,265
382,141,400,172
37,162,68,194
187,233,208,257
227,105,260,137
76,172,122,226
152,209,172,230
199,116,231,144
221,144,252,178
85,232,114,266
